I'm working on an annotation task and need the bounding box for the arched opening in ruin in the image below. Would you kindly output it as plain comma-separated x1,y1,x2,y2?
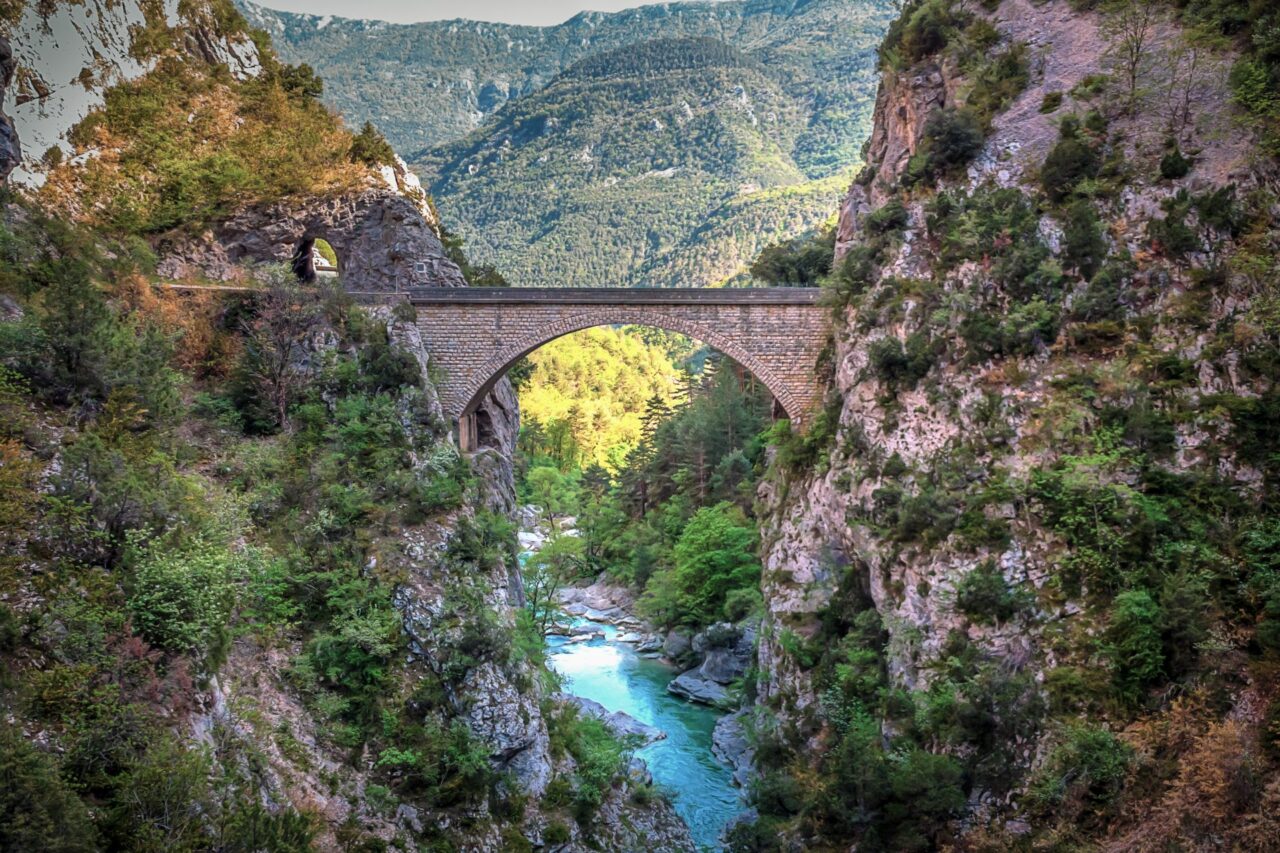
291,236,341,283
457,321,791,453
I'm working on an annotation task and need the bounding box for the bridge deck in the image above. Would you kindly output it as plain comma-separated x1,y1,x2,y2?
407,287,821,305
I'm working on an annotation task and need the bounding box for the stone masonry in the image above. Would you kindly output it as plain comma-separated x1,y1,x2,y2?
409,287,829,447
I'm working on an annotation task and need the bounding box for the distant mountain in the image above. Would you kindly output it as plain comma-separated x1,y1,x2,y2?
238,0,896,287
237,0,895,159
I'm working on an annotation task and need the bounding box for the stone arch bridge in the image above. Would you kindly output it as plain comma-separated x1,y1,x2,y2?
408,287,829,450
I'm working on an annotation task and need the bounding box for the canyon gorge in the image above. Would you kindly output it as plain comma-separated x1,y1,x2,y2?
2,0,1280,851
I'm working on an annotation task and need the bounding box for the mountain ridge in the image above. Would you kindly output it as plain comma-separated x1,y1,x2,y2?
243,0,895,288
235,0,894,164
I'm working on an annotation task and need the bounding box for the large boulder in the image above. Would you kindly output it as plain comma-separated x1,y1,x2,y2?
565,695,666,746
668,623,756,708
667,670,732,707
0,36,18,183
662,628,693,661
690,622,756,684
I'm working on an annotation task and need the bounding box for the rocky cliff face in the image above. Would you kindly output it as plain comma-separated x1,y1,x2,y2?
2,0,260,185
156,183,466,291
193,321,542,849
752,0,1280,845
0,35,17,183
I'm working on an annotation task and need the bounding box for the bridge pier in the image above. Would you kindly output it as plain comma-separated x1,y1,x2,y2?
457,412,479,453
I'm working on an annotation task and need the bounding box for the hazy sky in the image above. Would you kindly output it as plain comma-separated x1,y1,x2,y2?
254,0,720,26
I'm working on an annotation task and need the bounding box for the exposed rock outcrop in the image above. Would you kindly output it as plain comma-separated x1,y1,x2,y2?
156,188,466,291
3,0,260,184
0,35,17,183
564,695,667,746
757,0,1276,843
559,580,648,630
667,623,754,709
836,63,953,257
712,708,756,788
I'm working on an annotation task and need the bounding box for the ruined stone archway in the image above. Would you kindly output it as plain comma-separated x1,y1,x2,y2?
409,287,829,450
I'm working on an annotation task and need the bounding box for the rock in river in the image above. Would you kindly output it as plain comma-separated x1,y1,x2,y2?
563,695,667,746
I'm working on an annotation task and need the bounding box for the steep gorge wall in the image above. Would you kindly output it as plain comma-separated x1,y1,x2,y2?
0,2,693,848
0,34,17,182
754,0,1279,845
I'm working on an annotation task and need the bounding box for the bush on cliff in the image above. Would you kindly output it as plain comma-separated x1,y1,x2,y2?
904,107,985,185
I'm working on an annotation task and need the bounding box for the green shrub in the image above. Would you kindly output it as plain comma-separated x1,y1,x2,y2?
1147,190,1201,258
356,335,422,394
724,586,764,621
752,770,806,816
906,107,985,184
1158,569,1210,679
1246,519,1280,652
1159,145,1192,179
349,121,396,167
1193,184,1243,236
882,749,966,848
823,245,877,308
1105,589,1164,705
99,736,212,851
1040,121,1099,202
749,229,835,286
967,43,1030,123
865,199,910,235
46,428,199,567
961,298,1059,363
545,705,628,823
1040,91,1064,113
954,561,1026,624
881,0,968,68
543,821,571,845
1027,724,1131,822
376,718,494,807
126,535,243,664
0,724,97,852
1061,199,1107,281
893,488,958,545
868,332,938,393
1069,257,1130,323
929,186,1060,299
725,818,785,853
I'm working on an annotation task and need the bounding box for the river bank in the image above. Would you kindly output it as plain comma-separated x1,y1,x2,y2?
520,510,751,850
546,622,741,850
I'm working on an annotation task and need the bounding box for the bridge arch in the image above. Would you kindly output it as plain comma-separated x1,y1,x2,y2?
456,308,805,422
408,287,827,450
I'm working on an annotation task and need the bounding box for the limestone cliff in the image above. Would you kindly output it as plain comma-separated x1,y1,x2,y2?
2,0,260,185
0,34,17,182
750,0,1280,847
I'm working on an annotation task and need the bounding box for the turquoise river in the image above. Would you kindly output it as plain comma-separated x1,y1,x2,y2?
546,622,741,850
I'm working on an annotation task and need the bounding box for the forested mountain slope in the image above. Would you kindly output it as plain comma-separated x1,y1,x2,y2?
237,0,893,162
418,36,860,288
238,0,895,288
